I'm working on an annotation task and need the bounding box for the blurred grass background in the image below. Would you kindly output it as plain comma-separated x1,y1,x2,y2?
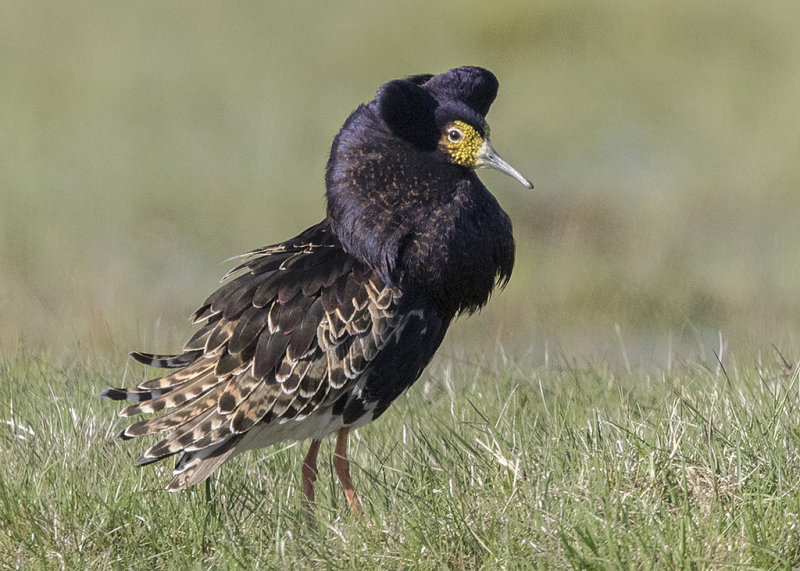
2,1,799,364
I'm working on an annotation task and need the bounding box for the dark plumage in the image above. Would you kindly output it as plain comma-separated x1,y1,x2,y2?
101,66,532,513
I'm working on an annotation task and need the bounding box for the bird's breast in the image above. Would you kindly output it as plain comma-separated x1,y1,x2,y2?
400,181,515,315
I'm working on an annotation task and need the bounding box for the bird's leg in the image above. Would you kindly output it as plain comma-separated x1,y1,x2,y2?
333,426,362,516
302,439,321,527
302,439,321,505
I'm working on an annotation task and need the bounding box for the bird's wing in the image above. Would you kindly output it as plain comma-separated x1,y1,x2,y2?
101,221,406,490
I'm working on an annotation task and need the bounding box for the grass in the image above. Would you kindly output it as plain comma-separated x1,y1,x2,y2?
2,345,799,569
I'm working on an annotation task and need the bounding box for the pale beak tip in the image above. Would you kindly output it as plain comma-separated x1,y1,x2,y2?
508,171,534,190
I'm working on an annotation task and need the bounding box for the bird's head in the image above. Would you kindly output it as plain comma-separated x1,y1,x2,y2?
373,66,533,189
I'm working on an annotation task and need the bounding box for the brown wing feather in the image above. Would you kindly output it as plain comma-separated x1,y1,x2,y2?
101,221,403,490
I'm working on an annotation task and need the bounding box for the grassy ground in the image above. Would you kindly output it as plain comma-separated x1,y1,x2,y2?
2,345,799,569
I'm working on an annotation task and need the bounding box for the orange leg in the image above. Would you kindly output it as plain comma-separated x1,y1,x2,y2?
302,439,321,505
333,427,362,515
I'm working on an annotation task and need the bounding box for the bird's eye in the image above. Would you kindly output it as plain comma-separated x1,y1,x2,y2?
447,128,463,143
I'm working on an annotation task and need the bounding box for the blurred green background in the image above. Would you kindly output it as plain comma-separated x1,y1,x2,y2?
2,1,799,365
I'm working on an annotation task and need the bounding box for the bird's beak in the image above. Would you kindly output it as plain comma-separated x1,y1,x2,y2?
475,139,534,189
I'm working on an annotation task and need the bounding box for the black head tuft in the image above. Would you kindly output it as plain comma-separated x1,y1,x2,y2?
376,80,439,150
418,66,499,117
374,67,499,147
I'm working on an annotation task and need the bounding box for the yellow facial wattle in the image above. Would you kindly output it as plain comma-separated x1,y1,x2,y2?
441,120,483,167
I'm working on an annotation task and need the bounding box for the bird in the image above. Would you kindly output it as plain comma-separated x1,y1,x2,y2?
101,66,533,515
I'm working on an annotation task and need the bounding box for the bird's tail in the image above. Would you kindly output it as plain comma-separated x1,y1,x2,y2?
100,350,241,490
